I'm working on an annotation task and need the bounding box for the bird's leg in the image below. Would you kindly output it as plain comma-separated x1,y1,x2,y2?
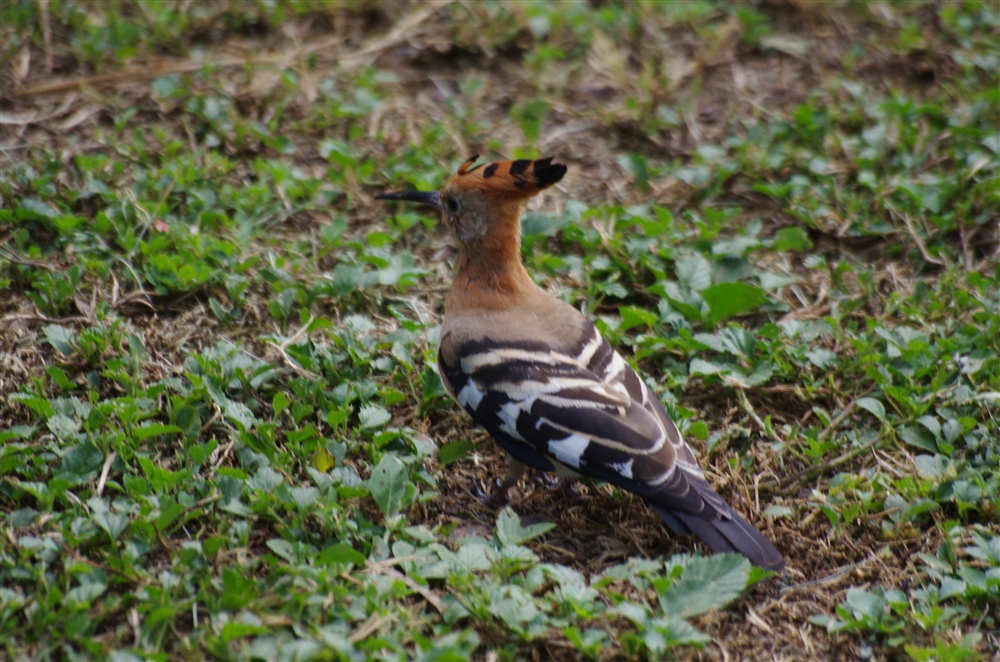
473,456,526,507
532,473,584,497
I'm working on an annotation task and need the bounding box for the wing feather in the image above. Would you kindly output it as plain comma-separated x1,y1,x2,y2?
438,323,784,570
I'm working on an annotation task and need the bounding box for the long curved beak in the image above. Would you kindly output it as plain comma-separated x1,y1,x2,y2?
375,189,441,210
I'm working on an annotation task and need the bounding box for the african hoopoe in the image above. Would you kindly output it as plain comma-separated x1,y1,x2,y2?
376,155,784,570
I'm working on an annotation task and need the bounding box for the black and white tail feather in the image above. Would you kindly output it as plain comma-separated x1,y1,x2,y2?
438,323,785,571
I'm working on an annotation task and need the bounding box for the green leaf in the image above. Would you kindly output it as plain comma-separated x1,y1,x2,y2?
222,399,256,431
325,263,366,297
701,282,768,325
359,404,391,430
942,419,964,444
46,366,74,392
133,423,182,440
856,397,886,422
421,366,448,403
674,255,712,293
326,405,352,428
685,421,710,441
155,498,186,531
805,348,838,370
207,384,257,431
9,394,55,419
438,440,476,467
272,391,290,416
220,620,269,644
652,617,711,649
495,508,554,547
898,426,937,452
288,486,318,509
689,358,730,377
17,198,60,220
598,281,629,298
266,538,296,562
367,454,408,519
66,580,107,607
914,454,944,478
522,205,580,238
319,138,355,168
511,99,549,144
47,414,80,440
91,502,129,541
59,443,104,475
770,226,813,251
619,305,659,332
660,554,751,618
842,588,883,620
43,325,75,355
248,467,284,492
662,295,703,324
151,75,181,99
618,154,650,192
318,543,366,567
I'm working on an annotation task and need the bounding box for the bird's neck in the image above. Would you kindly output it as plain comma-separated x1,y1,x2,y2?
447,226,539,312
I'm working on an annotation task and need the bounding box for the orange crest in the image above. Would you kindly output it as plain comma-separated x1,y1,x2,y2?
447,154,566,198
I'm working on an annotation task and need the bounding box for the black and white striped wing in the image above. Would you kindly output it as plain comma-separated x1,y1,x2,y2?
438,328,786,570
437,334,727,519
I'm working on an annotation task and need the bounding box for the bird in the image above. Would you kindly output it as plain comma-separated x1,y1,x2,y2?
376,154,784,570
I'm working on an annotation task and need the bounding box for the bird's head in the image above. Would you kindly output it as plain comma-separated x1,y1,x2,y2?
376,155,567,248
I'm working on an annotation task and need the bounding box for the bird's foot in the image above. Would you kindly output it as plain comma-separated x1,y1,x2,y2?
559,479,584,498
472,476,518,507
533,473,583,497
532,473,561,490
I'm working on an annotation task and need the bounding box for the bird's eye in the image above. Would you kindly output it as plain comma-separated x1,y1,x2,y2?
445,197,459,213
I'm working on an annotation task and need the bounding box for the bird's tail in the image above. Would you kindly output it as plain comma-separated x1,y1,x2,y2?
650,504,785,571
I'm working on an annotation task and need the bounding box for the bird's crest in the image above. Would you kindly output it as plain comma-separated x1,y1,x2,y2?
448,154,566,198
